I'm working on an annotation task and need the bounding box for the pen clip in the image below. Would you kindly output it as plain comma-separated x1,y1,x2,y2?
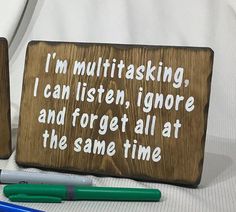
8,194,62,203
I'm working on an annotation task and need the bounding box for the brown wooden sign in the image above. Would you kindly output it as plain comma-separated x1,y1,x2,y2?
16,41,213,186
0,38,11,158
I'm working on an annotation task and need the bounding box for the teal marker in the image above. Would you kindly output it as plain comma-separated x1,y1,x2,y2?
4,184,161,203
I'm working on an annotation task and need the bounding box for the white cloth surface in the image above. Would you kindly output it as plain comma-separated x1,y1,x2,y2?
0,0,26,42
0,0,235,211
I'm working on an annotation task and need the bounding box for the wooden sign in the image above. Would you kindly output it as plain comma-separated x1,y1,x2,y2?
16,41,213,186
0,38,11,158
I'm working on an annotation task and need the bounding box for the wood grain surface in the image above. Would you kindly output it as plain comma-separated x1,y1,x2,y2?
16,41,213,186
0,38,11,158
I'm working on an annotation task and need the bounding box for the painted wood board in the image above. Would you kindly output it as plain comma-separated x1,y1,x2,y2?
0,38,11,158
16,41,214,186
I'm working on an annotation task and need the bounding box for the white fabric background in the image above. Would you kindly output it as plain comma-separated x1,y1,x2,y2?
0,0,235,211
0,0,27,41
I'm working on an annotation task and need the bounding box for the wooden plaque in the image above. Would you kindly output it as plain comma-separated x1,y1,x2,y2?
0,38,11,158
16,41,213,186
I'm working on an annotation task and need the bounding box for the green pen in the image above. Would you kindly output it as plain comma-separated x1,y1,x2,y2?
4,184,161,203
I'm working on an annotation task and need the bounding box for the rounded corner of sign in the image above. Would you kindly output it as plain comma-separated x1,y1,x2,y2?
27,40,39,47
0,37,8,45
205,47,214,56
